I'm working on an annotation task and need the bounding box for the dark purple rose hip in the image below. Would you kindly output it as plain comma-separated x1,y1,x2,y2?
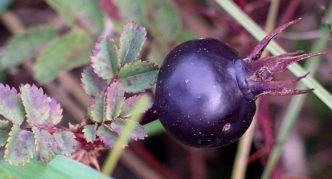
155,19,323,148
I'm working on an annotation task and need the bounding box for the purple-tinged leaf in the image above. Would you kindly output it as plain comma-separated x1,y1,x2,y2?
53,131,76,155
118,61,158,93
120,95,153,118
48,97,63,125
96,125,117,148
111,118,147,140
5,125,35,166
20,84,51,128
81,66,107,97
105,81,125,121
0,120,9,147
0,84,25,125
32,127,58,162
88,93,105,123
91,38,119,80
82,124,97,142
119,22,147,64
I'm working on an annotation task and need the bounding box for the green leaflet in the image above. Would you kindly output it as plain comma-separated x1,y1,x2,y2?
0,26,57,70
118,61,158,93
119,22,147,64
35,28,93,83
46,0,103,36
4,125,35,166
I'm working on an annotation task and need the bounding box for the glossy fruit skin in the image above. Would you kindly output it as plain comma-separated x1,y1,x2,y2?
155,38,256,147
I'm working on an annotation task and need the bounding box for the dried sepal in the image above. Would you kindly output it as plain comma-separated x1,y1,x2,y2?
81,66,107,97
119,21,147,64
82,124,97,142
118,61,158,93
111,118,147,140
96,125,118,148
0,84,25,125
32,127,58,162
5,125,35,165
105,81,125,121
91,38,119,79
53,131,76,155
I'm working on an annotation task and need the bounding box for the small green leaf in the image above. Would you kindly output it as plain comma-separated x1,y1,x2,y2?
81,66,107,97
0,26,57,70
88,93,105,122
96,125,117,148
35,28,93,83
46,0,103,36
145,0,181,41
105,81,125,121
20,84,51,128
0,84,25,125
82,124,97,142
114,0,145,24
119,22,147,64
32,127,58,162
111,118,147,140
0,120,9,147
118,61,158,93
91,38,119,79
120,95,153,118
5,125,35,166
53,131,76,155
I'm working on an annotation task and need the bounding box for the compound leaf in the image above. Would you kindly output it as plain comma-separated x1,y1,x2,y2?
46,0,103,36
91,38,119,80
82,124,97,142
32,127,58,162
5,125,35,166
81,66,107,97
96,125,117,148
0,26,57,70
119,22,146,64
0,84,25,125
105,81,124,121
53,131,76,155
35,28,93,83
20,84,51,128
118,61,158,93
111,118,147,140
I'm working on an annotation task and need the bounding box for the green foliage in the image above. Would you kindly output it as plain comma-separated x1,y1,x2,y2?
4,125,35,165
96,125,118,148
33,127,58,162
0,26,57,70
46,0,104,36
118,61,158,93
0,120,9,147
82,124,97,142
88,93,105,122
111,118,147,140
0,155,110,179
119,22,147,64
81,66,107,97
105,81,125,121
0,84,25,125
35,28,93,83
91,38,119,79
53,131,76,155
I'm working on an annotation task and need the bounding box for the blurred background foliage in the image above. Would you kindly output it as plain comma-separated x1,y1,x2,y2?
0,0,331,179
